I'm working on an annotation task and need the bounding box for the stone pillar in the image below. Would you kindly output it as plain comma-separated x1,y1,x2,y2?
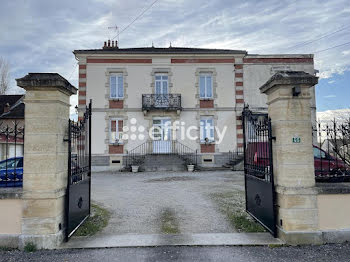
260,71,321,244
16,73,77,249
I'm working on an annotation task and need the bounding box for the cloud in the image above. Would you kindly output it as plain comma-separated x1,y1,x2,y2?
317,108,350,122
1,0,350,107
328,80,335,84
323,95,336,98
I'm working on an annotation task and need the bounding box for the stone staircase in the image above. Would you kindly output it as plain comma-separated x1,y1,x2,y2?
141,154,187,172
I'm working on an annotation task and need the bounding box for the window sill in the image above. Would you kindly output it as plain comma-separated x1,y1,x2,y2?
109,98,124,101
199,98,214,100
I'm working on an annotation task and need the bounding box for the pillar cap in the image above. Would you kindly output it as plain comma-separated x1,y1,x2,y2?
260,71,318,94
16,73,77,95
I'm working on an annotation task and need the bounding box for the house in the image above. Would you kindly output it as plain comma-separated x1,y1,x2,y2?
73,41,316,170
0,95,25,161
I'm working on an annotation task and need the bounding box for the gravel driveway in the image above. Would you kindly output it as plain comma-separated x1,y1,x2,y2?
91,171,245,235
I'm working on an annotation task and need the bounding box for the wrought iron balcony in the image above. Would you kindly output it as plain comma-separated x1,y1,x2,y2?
142,94,182,111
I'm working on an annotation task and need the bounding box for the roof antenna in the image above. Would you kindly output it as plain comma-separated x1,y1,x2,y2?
169,42,172,48
152,41,154,48
108,25,119,43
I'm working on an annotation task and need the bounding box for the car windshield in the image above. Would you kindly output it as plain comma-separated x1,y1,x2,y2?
0,159,20,169
313,148,327,159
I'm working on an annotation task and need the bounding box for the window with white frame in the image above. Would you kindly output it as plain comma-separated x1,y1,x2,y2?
155,74,168,94
200,117,214,142
110,119,124,144
199,74,213,99
110,74,124,99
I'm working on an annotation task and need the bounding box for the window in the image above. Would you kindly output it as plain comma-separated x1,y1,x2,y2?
200,117,214,142
110,74,124,99
199,74,213,99
155,74,168,95
110,119,124,144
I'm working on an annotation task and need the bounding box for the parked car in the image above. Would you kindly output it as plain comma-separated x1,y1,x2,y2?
313,146,349,182
0,157,23,187
245,143,349,181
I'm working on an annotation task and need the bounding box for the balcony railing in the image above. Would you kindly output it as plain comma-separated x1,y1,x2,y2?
142,94,182,111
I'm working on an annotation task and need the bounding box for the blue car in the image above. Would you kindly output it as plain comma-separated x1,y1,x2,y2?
0,157,23,187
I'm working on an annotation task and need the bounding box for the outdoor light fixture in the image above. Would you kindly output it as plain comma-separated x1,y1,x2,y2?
292,86,301,97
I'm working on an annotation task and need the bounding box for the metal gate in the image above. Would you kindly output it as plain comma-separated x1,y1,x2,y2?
242,106,276,237
65,101,92,241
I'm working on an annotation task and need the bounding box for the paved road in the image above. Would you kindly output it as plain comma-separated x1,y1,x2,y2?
1,243,350,262
91,171,245,235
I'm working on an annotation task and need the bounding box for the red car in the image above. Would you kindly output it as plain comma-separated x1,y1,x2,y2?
313,146,349,181
245,143,349,181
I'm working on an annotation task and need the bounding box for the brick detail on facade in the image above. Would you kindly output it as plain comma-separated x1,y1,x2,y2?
79,99,86,105
79,90,86,96
109,100,124,109
79,82,86,87
79,65,86,69
87,58,152,63
201,144,215,153
79,74,86,78
243,57,313,64
234,63,244,151
199,100,214,108
171,58,235,64
109,145,124,154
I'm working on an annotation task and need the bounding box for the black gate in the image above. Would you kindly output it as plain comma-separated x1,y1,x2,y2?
242,106,276,237
65,100,92,241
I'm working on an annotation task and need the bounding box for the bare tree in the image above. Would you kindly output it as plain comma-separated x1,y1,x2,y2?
0,57,10,95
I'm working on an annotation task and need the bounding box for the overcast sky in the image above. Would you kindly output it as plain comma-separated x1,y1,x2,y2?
1,0,349,113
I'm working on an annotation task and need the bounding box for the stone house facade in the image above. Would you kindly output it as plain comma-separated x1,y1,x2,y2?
73,42,316,170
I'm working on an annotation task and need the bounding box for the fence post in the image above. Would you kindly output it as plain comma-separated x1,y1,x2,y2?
259,71,320,245
16,73,77,249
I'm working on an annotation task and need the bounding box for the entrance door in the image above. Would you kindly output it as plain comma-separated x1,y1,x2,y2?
152,118,172,153
155,74,169,108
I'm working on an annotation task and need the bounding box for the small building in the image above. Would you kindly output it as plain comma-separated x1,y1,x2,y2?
0,95,24,161
73,42,316,170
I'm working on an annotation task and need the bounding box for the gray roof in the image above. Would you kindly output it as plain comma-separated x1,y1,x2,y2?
0,95,24,119
73,46,247,55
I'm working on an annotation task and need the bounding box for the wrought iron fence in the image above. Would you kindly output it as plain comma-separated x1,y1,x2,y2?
242,108,274,182
142,94,182,111
0,121,24,187
313,119,350,182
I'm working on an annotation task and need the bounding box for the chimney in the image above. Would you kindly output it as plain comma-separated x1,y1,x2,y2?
103,41,107,48
115,40,118,49
108,40,111,47
112,41,115,47
4,103,10,113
